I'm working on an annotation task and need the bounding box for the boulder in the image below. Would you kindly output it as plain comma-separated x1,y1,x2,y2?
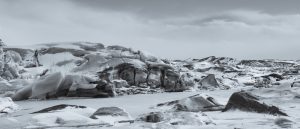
90,107,129,119
157,94,224,112
31,104,86,114
222,91,288,116
90,107,132,125
164,70,187,92
139,112,164,123
199,74,219,89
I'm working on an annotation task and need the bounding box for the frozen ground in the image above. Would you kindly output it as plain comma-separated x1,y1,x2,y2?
1,86,300,129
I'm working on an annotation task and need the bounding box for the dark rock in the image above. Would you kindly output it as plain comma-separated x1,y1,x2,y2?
199,74,219,89
140,112,163,123
157,94,224,112
164,70,187,92
90,107,129,119
222,91,288,116
75,88,103,97
31,104,86,114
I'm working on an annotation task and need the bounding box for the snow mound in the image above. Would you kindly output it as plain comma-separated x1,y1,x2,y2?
0,97,20,114
28,105,133,128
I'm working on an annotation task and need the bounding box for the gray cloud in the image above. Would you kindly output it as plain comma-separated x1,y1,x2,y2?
1,0,300,60
71,0,300,18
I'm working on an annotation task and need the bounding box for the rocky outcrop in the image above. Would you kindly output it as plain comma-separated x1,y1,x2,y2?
222,91,288,116
98,62,187,93
157,94,224,112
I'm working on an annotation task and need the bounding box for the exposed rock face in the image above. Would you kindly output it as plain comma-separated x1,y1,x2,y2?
222,91,288,116
31,104,86,114
98,62,186,94
199,74,220,89
157,94,224,112
90,107,129,119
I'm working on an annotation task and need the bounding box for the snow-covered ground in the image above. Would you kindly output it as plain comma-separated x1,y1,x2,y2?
1,85,299,129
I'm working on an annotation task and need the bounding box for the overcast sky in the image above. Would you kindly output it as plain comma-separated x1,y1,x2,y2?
1,0,300,60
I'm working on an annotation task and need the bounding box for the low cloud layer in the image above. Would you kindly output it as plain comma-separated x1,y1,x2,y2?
1,0,300,60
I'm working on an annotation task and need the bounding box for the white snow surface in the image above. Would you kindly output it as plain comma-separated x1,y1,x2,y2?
0,97,20,114
0,86,299,129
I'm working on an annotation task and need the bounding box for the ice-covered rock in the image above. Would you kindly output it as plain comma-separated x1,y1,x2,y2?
222,91,288,116
90,107,132,125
